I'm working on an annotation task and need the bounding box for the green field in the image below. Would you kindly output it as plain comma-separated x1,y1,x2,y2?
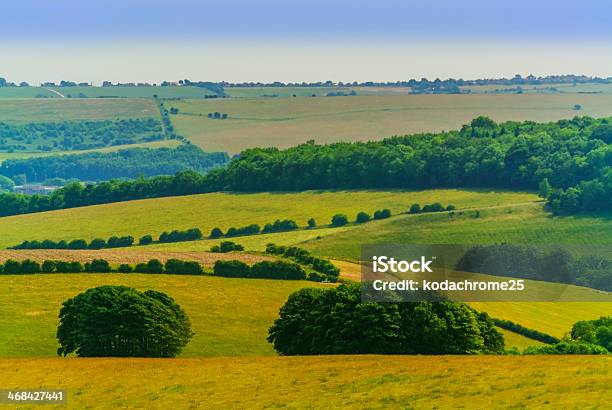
0,85,219,99
0,273,584,359
0,98,157,122
0,274,322,358
0,140,181,164
166,93,612,153
0,189,538,249
3,356,609,409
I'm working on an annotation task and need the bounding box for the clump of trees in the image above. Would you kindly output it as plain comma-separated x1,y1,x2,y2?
265,243,340,281
214,260,307,280
207,112,228,119
408,203,455,214
262,219,298,234
331,214,348,227
0,144,229,182
267,283,504,355
159,228,203,243
57,286,192,357
571,317,612,352
456,244,611,291
209,219,300,239
210,241,244,253
523,341,608,355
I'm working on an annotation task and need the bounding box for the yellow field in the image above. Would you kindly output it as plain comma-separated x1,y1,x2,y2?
166,94,612,153
2,356,610,409
0,274,323,358
0,189,538,249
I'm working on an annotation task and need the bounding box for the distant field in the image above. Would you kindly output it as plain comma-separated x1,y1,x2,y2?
302,203,612,260
0,140,181,163
0,189,538,249
3,356,609,409
224,86,357,98
0,86,219,99
166,93,612,153
461,82,612,94
0,274,322,358
0,98,157,122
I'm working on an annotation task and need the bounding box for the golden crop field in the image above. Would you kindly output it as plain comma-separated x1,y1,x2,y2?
166,93,612,153
0,189,538,249
2,356,610,409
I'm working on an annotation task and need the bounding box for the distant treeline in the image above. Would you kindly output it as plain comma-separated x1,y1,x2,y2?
0,258,203,275
456,244,612,291
265,243,340,280
0,118,163,152
0,116,609,217
0,145,228,182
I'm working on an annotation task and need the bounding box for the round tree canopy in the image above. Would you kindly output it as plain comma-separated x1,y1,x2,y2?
57,285,193,357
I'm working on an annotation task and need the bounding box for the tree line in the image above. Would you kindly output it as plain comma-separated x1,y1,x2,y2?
0,116,609,217
265,243,340,280
0,144,228,183
455,244,611,291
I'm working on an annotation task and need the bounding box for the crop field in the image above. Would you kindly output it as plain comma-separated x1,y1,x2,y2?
3,355,609,409
0,189,538,249
0,98,157,122
48,85,220,99
223,86,358,98
165,93,612,153
0,274,323,358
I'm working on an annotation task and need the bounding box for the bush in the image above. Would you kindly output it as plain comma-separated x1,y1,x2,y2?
307,218,316,228
523,341,609,355
571,317,612,351
409,203,421,214
210,241,244,253
214,260,250,278
422,203,445,213
331,214,348,227
268,284,504,355
262,219,299,234
226,224,261,237
57,286,193,357
251,260,306,280
88,238,107,250
355,211,371,223
139,235,153,246
159,228,203,243
164,259,204,275
373,209,391,220
86,259,111,273
446,204,456,211
209,227,224,239
118,264,133,273
68,239,88,250
147,259,164,274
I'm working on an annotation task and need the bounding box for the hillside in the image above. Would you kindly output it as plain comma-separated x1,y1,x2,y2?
166,93,612,153
2,356,610,409
0,189,537,249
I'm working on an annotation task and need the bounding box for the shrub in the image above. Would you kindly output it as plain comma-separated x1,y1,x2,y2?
86,259,111,273
68,239,88,250
355,211,371,223
210,241,244,253
159,228,203,243
262,219,299,234
118,264,133,273
57,286,193,357
209,227,224,239
422,203,445,213
139,235,153,246
146,259,164,274
523,341,608,355
331,214,348,227
307,218,316,228
107,236,134,248
373,209,391,220
251,260,306,280
225,224,261,237
446,204,456,211
214,260,250,278
42,260,56,273
20,259,41,274
409,203,421,214
164,259,203,275
88,238,107,250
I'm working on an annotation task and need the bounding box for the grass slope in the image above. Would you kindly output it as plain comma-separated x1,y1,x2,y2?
166,94,612,153
2,356,610,409
0,274,322,358
0,189,537,249
0,98,157,122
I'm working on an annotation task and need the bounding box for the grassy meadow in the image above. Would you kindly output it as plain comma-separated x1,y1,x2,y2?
3,356,610,409
0,189,538,249
166,93,612,153
0,98,157,122
0,274,322,358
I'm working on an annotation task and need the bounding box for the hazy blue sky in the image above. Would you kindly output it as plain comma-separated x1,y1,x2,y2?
2,0,611,83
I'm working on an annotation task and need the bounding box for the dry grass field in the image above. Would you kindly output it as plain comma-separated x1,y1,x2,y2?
166,93,612,153
2,356,610,409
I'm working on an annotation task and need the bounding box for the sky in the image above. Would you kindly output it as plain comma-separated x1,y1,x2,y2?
1,0,612,84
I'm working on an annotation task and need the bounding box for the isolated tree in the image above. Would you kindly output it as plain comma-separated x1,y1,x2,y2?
355,211,371,223
307,218,316,228
209,227,224,238
331,214,348,227
57,286,193,357
409,203,421,214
